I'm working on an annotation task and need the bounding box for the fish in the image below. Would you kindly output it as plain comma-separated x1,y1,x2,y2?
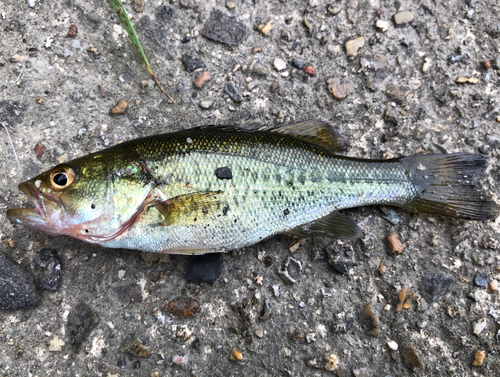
6,120,498,255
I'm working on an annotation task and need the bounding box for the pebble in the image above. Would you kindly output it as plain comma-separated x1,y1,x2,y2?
327,3,341,15
172,354,189,369
33,248,62,291
68,24,77,37
387,233,405,254
379,206,400,224
379,261,386,276
472,317,486,335
386,86,410,104
278,257,302,284
71,39,81,49
307,357,322,368
67,303,98,351
422,57,432,72
303,66,316,76
249,61,268,76
224,81,243,103
117,356,126,369
326,77,354,100
164,297,200,318
226,1,235,9
120,338,151,358
194,72,211,88
254,329,264,338
394,11,414,25
488,280,497,293
111,99,128,115
360,54,389,71
402,344,422,372
387,341,398,350
456,76,479,84
474,271,488,287
361,302,380,336
306,333,316,343
181,51,204,72
472,350,486,366
375,19,390,32
259,299,272,320
118,270,126,279
272,284,280,298
419,274,453,302
185,253,222,283
199,100,213,109
345,37,365,59
274,57,287,71
0,253,40,310
291,59,305,69
492,58,500,70
324,354,339,371
229,348,242,361
248,81,258,90
325,242,357,274
48,335,65,352
258,20,274,36
201,9,249,46
27,0,36,7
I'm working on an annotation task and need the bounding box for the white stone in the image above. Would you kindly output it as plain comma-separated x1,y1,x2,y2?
473,317,487,335
376,19,390,32
387,340,398,350
274,57,287,71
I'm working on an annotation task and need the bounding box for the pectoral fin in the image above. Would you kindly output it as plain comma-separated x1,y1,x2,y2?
289,211,363,239
154,190,225,226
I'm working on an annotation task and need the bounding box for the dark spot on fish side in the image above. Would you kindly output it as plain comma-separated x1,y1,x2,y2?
202,206,208,214
223,205,230,216
194,218,197,222
215,167,232,179
85,229,89,233
91,203,96,209
284,209,290,216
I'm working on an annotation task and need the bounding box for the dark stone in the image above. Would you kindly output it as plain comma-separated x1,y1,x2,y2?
0,253,40,310
201,9,249,47
291,59,305,69
177,82,186,93
185,253,222,284
0,100,29,126
67,302,99,351
418,274,453,303
224,81,243,103
133,360,141,369
448,47,470,65
115,283,143,305
120,338,151,358
181,36,192,44
474,271,488,287
117,356,126,369
181,51,204,72
384,108,399,125
33,248,62,291
215,166,232,179
325,242,358,274
492,58,500,70
479,144,491,155
156,5,175,22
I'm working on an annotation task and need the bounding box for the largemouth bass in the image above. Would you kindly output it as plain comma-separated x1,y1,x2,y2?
6,121,498,254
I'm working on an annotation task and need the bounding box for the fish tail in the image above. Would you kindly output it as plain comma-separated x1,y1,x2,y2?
399,153,498,220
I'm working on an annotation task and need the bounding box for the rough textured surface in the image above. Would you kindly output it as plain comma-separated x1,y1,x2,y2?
0,253,39,310
0,0,500,376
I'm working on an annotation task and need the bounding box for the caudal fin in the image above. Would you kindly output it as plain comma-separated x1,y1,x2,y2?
399,154,498,220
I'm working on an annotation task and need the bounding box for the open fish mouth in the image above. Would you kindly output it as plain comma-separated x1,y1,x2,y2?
6,182,61,233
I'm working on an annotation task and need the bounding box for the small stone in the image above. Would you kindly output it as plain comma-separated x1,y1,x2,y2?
291,59,305,69
278,257,302,284
99,85,112,98
289,238,307,253
226,1,234,9
379,206,400,224
303,18,313,35
0,253,40,310
375,19,390,32
474,271,488,287
68,24,77,37
488,280,497,293
132,0,144,12
181,51,204,73
199,100,213,109
345,37,365,59
259,299,271,320
325,242,357,274
117,356,127,369
250,61,268,76
118,270,126,279
379,262,386,276
274,57,287,71
394,11,414,25
492,58,500,70
33,249,62,291
387,233,405,254
224,81,243,103
272,284,280,298
194,72,211,88
456,76,479,84
473,317,487,335
309,0,320,7
172,354,189,369
111,99,128,115
386,86,410,104
120,338,151,358
391,286,415,312
419,274,453,303
163,298,200,318
388,341,398,350
422,57,432,72
254,329,264,338
48,335,65,352
403,344,422,372
361,303,380,336
173,325,192,341
307,357,322,368
327,4,341,15
306,333,316,343
202,9,249,46
360,54,389,71
304,66,316,76
229,348,242,361
324,354,339,371
326,77,354,100
258,20,274,36
472,350,486,366
71,39,80,49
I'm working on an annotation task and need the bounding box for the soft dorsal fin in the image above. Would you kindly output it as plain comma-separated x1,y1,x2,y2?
270,120,347,152
288,211,363,239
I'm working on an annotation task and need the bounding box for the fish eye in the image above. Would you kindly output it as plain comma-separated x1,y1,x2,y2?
50,166,76,189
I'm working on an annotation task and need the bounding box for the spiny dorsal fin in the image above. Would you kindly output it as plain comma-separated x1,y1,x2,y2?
271,120,347,152
288,211,363,239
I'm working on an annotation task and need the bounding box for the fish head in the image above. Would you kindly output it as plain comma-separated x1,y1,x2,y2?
7,154,155,243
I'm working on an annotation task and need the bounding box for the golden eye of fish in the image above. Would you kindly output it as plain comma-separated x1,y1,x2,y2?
49,166,75,189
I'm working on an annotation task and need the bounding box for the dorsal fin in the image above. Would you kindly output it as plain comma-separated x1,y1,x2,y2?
270,120,347,152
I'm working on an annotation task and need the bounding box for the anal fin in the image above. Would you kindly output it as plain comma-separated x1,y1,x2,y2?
289,211,363,239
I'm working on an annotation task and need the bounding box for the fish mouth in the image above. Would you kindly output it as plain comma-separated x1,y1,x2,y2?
6,182,62,234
